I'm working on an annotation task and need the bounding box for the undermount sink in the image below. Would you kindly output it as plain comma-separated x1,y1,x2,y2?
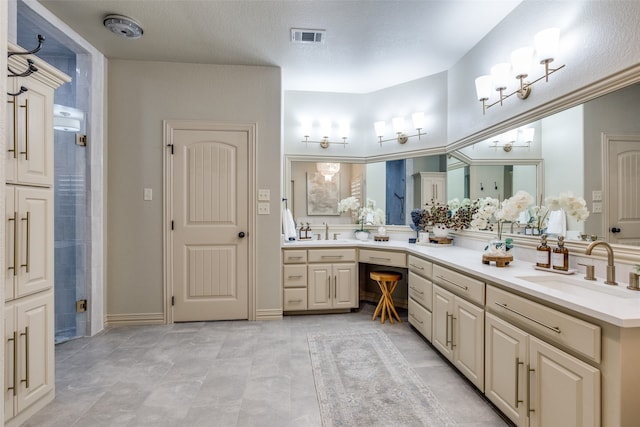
516,275,639,299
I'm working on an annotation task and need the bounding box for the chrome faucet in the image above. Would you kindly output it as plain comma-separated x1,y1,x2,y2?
585,241,618,285
325,223,329,241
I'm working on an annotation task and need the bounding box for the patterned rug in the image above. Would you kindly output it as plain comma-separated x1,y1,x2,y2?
308,329,457,427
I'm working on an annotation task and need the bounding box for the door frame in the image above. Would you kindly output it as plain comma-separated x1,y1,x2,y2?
163,120,256,323
602,133,640,244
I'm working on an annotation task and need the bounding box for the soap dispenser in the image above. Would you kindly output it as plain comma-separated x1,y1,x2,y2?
552,235,569,271
536,234,551,269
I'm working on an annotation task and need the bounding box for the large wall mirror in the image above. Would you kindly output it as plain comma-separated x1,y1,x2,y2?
285,80,640,247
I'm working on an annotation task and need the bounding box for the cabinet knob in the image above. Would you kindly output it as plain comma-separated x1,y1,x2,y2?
238,231,246,238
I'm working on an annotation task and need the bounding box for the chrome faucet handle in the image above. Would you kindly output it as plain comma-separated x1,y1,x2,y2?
333,233,340,240
577,263,596,281
315,233,321,240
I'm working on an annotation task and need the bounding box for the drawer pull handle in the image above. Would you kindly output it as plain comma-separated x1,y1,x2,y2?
370,256,391,261
409,263,424,270
288,299,303,303
495,302,561,334
436,275,468,291
287,275,303,279
515,357,524,408
287,256,303,260
321,255,344,259
409,312,423,324
409,285,424,295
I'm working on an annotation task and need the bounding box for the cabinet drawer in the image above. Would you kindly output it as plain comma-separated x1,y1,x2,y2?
283,250,307,264
359,249,406,267
408,298,432,342
283,288,307,311
433,264,485,305
487,285,601,363
283,265,307,288
408,255,432,278
308,248,356,263
408,271,432,310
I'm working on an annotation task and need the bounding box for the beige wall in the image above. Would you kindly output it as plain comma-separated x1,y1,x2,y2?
107,60,281,320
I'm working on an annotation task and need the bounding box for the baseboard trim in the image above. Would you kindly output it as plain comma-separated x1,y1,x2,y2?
105,312,165,326
256,308,283,320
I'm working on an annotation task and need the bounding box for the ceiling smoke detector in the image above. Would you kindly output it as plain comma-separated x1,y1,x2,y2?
103,14,144,39
291,28,325,44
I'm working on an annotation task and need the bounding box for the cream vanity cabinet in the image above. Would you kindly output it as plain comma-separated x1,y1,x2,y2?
282,250,308,311
432,264,485,391
4,44,69,426
485,285,601,427
413,172,446,206
407,255,433,341
308,249,357,310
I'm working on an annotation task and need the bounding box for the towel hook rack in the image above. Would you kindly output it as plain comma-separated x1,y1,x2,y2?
8,34,45,58
7,34,45,83
7,86,28,97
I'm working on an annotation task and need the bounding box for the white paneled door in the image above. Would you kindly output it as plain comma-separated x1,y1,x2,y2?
169,124,250,321
605,134,640,245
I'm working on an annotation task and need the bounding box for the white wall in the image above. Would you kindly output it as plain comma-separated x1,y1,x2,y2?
107,60,281,319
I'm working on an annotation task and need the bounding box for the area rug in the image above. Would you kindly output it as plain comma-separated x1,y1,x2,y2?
308,329,457,427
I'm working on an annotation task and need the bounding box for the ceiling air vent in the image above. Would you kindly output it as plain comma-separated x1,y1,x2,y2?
291,28,325,44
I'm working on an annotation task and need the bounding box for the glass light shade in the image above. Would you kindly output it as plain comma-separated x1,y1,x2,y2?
338,119,350,138
411,112,425,129
491,63,512,90
53,117,81,132
392,117,405,134
534,27,560,64
374,121,386,137
300,118,312,136
53,104,84,132
502,129,518,143
316,162,340,181
475,75,493,100
319,119,332,138
521,127,535,142
511,47,534,78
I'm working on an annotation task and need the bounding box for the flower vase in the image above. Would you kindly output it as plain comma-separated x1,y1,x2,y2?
354,230,369,241
432,225,449,238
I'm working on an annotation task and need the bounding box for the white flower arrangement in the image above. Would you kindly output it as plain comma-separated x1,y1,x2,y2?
532,192,589,231
337,197,384,230
471,191,534,240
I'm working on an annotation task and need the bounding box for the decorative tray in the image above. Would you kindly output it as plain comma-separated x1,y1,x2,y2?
533,266,577,275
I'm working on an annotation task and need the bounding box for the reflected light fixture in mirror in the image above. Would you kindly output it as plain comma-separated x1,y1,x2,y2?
475,27,565,114
53,104,83,132
490,127,535,152
316,162,340,181
374,111,425,146
300,118,349,148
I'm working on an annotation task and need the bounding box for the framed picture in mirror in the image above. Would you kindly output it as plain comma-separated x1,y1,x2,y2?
306,172,340,215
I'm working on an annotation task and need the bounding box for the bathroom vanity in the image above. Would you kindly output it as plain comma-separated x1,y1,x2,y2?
282,238,640,426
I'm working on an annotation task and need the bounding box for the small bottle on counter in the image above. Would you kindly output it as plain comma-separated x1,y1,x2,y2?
536,234,551,269
552,235,569,271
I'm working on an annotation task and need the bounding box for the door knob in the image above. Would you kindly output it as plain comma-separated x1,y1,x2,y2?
238,231,246,238
610,227,621,233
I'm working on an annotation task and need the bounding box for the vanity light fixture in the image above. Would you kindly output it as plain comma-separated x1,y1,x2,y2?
316,162,340,181
374,112,425,146
475,27,565,114
53,104,84,132
300,118,349,149
489,127,535,152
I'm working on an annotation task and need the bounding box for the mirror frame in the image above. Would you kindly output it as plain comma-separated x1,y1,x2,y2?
283,64,640,260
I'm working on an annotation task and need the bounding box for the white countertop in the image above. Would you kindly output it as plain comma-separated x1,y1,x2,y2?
283,239,640,327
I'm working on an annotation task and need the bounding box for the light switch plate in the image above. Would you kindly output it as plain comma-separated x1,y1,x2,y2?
143,188,153,201
592,190,602,201
258,189,270,201
258,202,270,214
592,202,602,213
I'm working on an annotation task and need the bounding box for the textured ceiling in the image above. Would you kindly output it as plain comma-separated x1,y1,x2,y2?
36,0,522,93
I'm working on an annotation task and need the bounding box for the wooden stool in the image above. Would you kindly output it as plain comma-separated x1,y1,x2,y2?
370,271,402,324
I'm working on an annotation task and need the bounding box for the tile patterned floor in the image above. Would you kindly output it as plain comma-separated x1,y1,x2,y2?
24,305,511,426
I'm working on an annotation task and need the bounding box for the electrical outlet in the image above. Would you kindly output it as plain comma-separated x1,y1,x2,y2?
258,202,270,214
592,190,602,201
592,202,602,213
258,189,270,201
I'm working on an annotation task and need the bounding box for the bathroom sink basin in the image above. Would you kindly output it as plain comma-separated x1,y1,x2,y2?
516,275,638,299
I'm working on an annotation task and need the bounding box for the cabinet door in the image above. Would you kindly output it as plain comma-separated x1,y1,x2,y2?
16,187,53,298
15,292,54,413
485,313,528,426
308,264,332,310
5,186,16,302
432,285,454,360
529,336,600,427
4,304,16,421
453,297,484,391
8,77,53,187
332,263,356,309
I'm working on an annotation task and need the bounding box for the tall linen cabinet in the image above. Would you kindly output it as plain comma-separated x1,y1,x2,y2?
4,43,70,426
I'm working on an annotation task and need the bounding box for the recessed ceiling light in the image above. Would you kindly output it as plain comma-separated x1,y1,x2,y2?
103,14,144,39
